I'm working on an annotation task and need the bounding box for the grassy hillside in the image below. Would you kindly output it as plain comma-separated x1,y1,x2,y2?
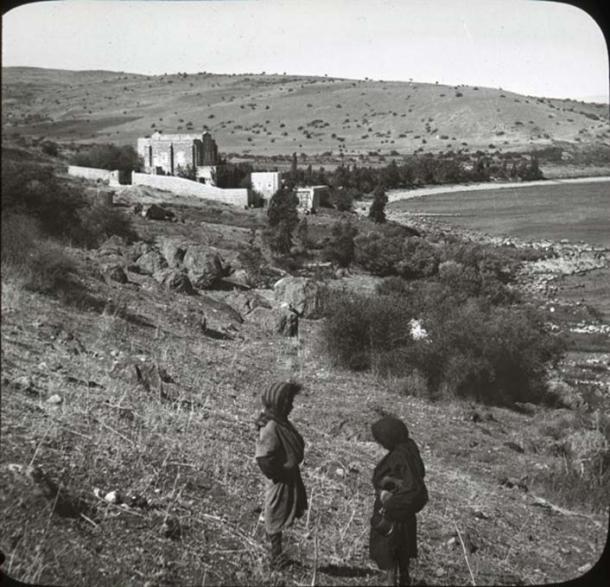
2,67,609,158
1,144,609,585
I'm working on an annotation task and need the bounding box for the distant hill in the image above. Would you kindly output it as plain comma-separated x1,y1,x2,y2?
2,66,609,157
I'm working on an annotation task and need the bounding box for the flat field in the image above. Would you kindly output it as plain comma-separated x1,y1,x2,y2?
389,179,610,247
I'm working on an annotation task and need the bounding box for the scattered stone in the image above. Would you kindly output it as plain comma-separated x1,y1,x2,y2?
472,509,490,520
158,237,187,268
499,476,529,492
12,375,37,395
99,235,127,255
142,204,174,221
435,568,445,577
128,494,149,509
504,441,525,453
104,490,121,504
347,462,360,475
103,264,128,284
154,269,195,294
135,250,168,276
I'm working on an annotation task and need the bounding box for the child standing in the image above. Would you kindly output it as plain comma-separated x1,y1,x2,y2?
255,381,308,567
369,416,427,586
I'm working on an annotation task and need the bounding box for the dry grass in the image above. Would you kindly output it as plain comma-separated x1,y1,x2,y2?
1,200,608,586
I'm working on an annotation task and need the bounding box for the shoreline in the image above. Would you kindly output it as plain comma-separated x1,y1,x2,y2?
387,175,610,203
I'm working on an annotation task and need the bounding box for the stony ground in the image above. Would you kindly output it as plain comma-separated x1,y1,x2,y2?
1,193,609,586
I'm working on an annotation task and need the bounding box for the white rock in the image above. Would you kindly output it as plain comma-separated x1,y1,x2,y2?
104,490,120,504
46,394,63,405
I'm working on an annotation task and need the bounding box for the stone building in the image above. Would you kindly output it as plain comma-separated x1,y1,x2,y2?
137,131,220,184
295,186,328,214
251,171,280,200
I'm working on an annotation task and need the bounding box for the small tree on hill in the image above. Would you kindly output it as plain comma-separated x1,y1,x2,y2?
323,221,358,268
267,185,299,254
369,184,388,223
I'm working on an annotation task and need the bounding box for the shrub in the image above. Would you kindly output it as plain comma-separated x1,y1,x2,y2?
319,291,415,373
319,287,565,407
396,237,439,278
368,184,387,223
72,144,141,172
2,158,137,249
40,140,59,156
354,231,403,276
322,221,358,268
1,213,74,295
73,203,138,249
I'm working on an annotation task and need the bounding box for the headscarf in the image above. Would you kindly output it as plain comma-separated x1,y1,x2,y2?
371,416,410,450
255,381,302,429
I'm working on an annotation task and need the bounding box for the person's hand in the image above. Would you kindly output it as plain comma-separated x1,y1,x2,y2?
380,489,393,504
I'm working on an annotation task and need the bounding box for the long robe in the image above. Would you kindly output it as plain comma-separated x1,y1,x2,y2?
369,418,426,570
255,418,307,535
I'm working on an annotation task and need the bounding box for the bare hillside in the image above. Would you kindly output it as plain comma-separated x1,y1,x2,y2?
2,66,609,156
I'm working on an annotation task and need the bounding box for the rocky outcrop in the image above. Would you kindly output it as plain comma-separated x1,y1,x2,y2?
273,276,324,318
153,269,195,294
183,246,229,289
142,203,175,221
134,250,168,276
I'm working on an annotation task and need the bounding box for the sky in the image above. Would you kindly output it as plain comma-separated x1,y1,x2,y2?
2,0,609,102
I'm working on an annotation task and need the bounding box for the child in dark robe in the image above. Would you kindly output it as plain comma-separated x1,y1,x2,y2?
255,381,308,567
369,416,426,586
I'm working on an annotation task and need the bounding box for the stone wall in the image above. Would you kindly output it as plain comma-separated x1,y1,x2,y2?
68,165,121,186
132,173,249,207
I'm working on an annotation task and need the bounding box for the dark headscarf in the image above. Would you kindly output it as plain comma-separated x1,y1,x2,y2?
255,381,302,429
371,416,410,450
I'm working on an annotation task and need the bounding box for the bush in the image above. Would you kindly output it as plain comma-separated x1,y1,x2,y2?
1,213,74,294
319,291,415,373
73,203,138,249
322,221,358,268
354,231,403,276
2,157,137,249
320,288,565,407
368,185,387,223
354,232,439,279
396,237,439,278
266,186,299,254
72,144,141,172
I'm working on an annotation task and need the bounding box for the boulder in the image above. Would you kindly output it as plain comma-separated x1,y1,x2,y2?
99,235,127,256
224,269,252,289
126,241,154,262
159,237,187,268
223,290,272,316
153,269,195,294
103,264,128,284
273,276,324,318
135,250,168,276
142,204,174,221
183,246,228,289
